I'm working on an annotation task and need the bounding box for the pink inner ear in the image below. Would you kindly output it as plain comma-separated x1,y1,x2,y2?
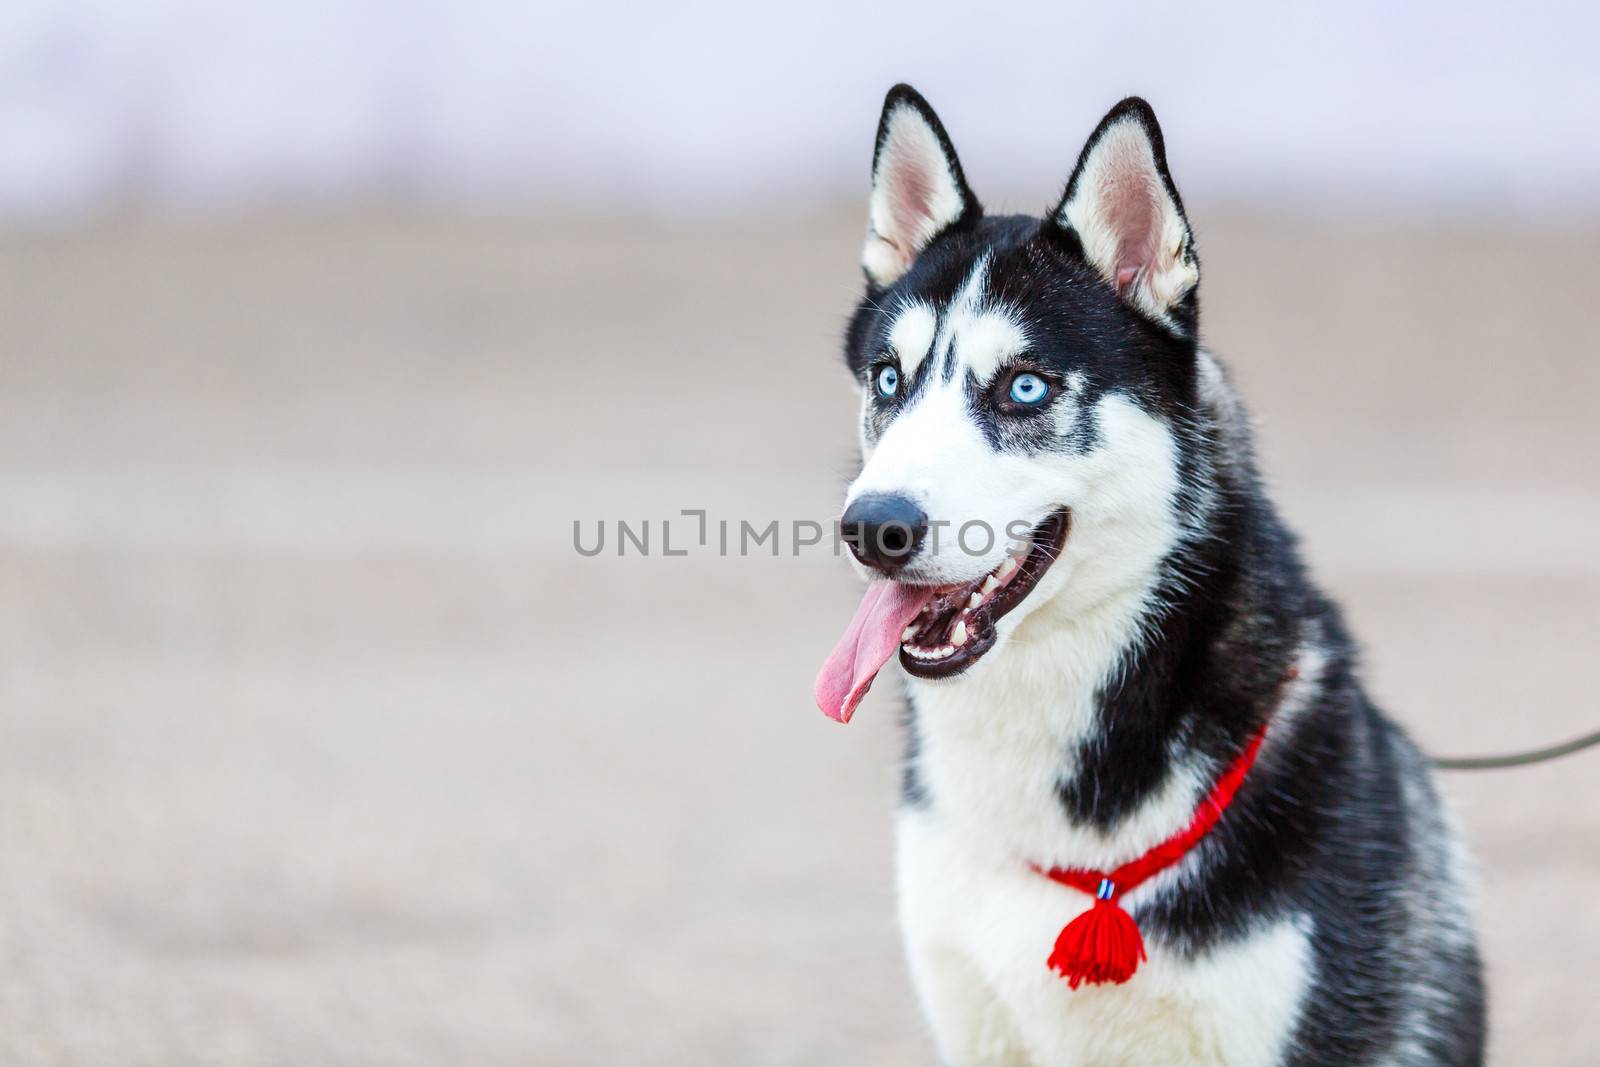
885,151,936,256
1107,173,1162,293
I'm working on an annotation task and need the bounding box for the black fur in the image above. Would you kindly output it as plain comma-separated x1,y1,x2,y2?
845,88,1484,1066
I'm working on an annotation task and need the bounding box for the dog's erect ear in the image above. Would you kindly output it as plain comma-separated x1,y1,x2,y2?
862,85,981,288
1051,98,1198,332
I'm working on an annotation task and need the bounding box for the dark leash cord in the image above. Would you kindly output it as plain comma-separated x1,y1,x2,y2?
1431,727,1600,771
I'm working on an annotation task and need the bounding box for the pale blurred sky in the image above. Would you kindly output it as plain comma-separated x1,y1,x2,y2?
1,0,1596,222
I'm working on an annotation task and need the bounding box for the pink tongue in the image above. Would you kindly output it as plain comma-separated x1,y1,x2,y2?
814,581,936,724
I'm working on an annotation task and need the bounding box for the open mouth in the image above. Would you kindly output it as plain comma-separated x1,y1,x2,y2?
813,509,1071,723
896,509,1070,679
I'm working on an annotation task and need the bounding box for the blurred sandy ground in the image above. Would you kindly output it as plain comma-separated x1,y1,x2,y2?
0,209,1596,1065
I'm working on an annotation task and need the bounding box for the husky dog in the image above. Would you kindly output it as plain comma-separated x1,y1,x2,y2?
814,86,1484,1066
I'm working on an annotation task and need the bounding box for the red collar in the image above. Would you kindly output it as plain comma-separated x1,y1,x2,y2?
1030,719,1272,989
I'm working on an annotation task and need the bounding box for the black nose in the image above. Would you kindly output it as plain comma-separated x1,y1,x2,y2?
841,494,928,573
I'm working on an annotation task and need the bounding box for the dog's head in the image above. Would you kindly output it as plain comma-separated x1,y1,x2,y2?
817,86,1217,723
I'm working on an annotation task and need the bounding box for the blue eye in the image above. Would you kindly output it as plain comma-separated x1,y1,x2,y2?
1009,372,1049,406
875,364,900,398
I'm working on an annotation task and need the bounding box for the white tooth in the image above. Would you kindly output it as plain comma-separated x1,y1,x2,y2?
997,558,1017,578
940,645,954,657
952,620,967,645
969,592,983,609
982,575,999,594
903,625,918,641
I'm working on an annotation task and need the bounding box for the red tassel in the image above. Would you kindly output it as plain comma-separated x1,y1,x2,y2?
1034,719,1279,990
1046,896,1147,989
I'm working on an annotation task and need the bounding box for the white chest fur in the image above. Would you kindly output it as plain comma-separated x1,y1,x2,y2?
896,808,1313,1067
904,592,1212,873
895,601,1321,1066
